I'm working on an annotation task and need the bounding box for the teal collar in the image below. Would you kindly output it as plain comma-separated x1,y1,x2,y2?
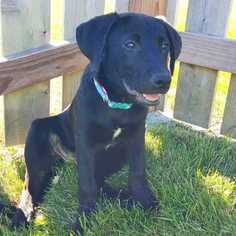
93,78,133,110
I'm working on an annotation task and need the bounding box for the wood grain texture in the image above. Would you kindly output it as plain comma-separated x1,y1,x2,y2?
174,0,231,128
157,0,167,16
179,32,236,74
1,0,51,146
221,74,236,138
0,43,89,95
129,0,159,16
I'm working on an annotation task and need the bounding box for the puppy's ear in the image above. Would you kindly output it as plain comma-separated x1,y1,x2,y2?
76,13,119,73
161,20,182,75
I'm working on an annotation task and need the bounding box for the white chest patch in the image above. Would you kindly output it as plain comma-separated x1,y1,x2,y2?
112,128,122,140
105,128,123,150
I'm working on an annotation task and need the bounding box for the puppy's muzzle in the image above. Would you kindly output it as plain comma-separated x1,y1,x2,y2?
150,72,171,93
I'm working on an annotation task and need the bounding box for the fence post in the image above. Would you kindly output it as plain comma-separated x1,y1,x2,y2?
0,0,50,145
62,0,106,108
221,74,236,138
173,0,232,128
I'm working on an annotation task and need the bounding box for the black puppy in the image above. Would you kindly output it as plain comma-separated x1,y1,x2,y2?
2,12,181,228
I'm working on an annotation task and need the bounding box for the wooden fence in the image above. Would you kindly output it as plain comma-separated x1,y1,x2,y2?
0,0,236,146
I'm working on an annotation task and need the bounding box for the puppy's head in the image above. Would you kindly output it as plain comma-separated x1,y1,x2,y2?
76,13,182,106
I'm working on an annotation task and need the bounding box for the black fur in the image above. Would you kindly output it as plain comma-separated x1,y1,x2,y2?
0,12,181,231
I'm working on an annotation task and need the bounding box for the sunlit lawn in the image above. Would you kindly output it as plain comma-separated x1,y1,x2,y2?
1,123,236,235
1,1,236,235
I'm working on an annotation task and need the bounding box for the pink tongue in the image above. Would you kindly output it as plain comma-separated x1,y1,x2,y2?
142,94,160,101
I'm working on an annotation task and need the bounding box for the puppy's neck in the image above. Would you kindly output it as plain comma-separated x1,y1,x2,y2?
96,73,128,104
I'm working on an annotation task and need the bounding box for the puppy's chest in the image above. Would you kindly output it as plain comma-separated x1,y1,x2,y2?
104,127,123,149
87,122,132,149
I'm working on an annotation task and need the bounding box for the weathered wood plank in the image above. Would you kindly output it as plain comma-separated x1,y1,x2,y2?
179,32,236,74
166,0,179,25
174,0,231,128
114,0,129,12
129,0,158,16
0,43,88,95
0,0,51,145
62,0,105,108
3,83,50,145
157,0,167,16
0,32,235,96
221,74,236,138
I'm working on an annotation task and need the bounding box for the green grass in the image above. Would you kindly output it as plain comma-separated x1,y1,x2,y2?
0,123,236,235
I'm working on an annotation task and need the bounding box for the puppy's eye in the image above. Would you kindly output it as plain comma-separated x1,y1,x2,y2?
161,42,169,50
124,40,136,50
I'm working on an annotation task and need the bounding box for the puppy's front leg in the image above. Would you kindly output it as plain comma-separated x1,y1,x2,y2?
127,123,159,210
75,133,97,215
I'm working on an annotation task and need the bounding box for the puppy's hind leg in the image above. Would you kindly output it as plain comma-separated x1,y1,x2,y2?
12,119,60,228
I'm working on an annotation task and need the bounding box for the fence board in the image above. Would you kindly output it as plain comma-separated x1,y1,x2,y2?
115,0,129,12
0,0,51,145
128,0,158,16
0,33,235,97
174,0,231,128
0,43,88,95
166,0,179,25
179,32,236,74
3,83,49,145
221,74,236,138
62,0,105,108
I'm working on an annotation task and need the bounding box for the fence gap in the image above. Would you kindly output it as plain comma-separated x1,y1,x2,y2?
0,0,51,145
208,72,231,133
174,0,232,128
221,74,236,138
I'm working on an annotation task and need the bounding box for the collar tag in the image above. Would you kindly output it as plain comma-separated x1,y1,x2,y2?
93,78,132,110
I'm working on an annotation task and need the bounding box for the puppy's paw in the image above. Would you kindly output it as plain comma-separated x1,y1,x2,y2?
131,186,160,211
100,182,131,201
79,201,96,216
71,219,84,236
11,209,28,229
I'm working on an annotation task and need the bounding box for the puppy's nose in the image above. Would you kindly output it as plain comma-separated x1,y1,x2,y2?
151,73,171,89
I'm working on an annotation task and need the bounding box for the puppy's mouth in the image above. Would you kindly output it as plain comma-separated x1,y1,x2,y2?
123,81,161,106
